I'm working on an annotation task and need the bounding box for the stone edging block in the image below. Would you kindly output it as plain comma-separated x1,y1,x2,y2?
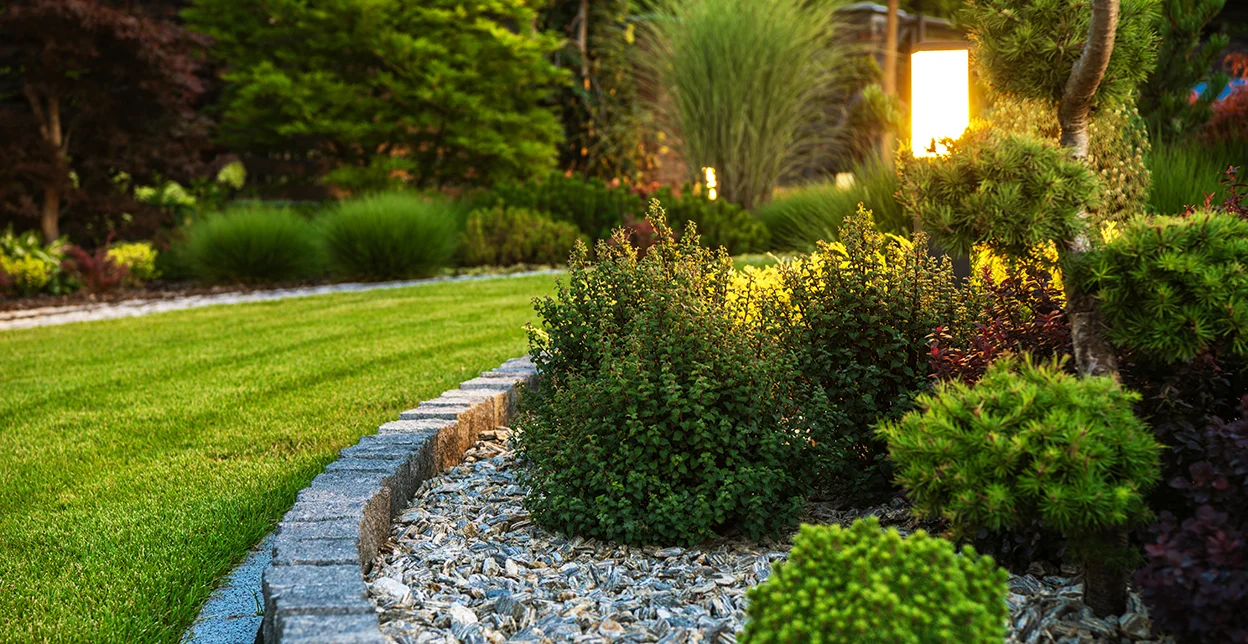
260,355,537,643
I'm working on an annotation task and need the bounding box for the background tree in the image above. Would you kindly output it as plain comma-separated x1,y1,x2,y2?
1138,0,1229,140
0,0,211,243
184,0,568,194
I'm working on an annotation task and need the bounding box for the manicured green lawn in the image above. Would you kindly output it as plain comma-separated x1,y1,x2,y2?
0,274,554,642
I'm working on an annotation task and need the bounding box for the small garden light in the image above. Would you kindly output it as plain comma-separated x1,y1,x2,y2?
910,43,970,157
703,166,718,200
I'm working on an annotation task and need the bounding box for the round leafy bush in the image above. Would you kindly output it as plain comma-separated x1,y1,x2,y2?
898,126,1101,258
777,206,969,501
106,242,160,286
184,207,323,284
1076,211,1248,363
517,201,809,545
488,172,643,240
321,193,458,280
457,206,582,267
961,0,1160,110
740,517,1009,644
878,355,1161,543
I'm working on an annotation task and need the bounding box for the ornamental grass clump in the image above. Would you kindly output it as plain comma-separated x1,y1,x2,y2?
878,355,1162,610
1076,211,1248,363
516,200,809,545
321,193,458,280
740,517,1009,644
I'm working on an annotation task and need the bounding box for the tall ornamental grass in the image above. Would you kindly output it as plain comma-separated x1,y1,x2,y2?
642,0,859,210
321,193,459,281
1148,139,1248,214
183,206,323,284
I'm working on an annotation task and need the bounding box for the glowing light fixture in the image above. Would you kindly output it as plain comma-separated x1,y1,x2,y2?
703,166,718,201
910,44,970,157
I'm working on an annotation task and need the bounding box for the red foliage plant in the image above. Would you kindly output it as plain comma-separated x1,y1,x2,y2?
929,265,1072,384
61,244,128,294
1203,53,1248,144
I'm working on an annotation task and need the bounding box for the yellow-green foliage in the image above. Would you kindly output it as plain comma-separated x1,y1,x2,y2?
989,96,1151,224
898,126,1101,259
1076,211,1248,363
740,517,1009,644
0,254,54,293
106,242,160,286
878,356,1161,542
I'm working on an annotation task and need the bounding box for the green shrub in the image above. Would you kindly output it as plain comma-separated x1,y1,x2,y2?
898,126,1101,258
488,172,643,240
740,517,1009,644
457,206,582,267
878,355,1161,546
0,226,76,296
321,193,458,281
1148,139,1248,215
759,157,906,251
106,242,160,286
516,200,809,545
778,207,968,501
642,0,861,210
1076,211,1248,363
652,187,770,254
182,207,323,284
961,0,1160,110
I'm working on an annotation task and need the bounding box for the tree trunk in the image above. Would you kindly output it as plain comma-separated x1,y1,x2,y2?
882,0,900,170
41,186,60,242
1057,0,1128,616
25,84,66,244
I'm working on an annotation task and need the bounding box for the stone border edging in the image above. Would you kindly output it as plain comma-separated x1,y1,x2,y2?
259,355,538,644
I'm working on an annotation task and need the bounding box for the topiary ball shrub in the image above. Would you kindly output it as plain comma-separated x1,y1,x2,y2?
516,200,809,545
183,206,323,284
898,126,1101,258
1076,211,1248,363
778,206,968,502
456,206,583,267
879,355,1161,542
740,517,1009,644
321,193,458,281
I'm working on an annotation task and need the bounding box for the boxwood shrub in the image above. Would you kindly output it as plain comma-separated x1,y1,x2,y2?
516,200,810,545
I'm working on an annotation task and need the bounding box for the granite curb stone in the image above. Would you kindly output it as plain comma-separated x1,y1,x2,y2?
258,355,537,643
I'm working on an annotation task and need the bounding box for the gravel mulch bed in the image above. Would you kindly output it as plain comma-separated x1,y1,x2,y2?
366,430,1169,644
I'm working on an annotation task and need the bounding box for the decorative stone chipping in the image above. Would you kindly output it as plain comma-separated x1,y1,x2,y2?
260,355,537,643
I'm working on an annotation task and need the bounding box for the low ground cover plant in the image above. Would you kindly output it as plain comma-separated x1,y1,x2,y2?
457,206,582,267
517,201,809,544
741,517,1009,643
181,206,322,284
321,193,458,281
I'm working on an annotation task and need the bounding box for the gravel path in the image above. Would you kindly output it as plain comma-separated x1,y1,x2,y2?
0,270,560,332
368,431,1169,644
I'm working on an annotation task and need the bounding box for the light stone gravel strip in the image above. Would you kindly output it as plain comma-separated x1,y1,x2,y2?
0,270,560,331
253,356,538,644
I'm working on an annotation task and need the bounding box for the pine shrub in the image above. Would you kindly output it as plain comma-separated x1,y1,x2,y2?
878,356,1161,548
516,200,809,545
321,193,458,281
778,206,968,501
898,126,1101,258
457,206,583,267
183,207,323,284
1076,211,1248,363
740,517,1009,644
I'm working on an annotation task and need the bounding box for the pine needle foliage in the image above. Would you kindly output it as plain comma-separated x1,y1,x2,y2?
777,207,969,501
961,0,1161,110
1075,211,1248,363
740,517,1009,644
898,127,1101,259
516,200,809,545
878,356,1161,546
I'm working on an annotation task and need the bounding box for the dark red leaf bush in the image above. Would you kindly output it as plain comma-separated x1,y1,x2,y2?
62,244,128,294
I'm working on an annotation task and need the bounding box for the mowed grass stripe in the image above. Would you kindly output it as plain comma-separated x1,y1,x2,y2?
0,274,554,642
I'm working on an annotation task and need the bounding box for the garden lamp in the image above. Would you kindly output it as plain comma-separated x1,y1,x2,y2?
910,43,970,157
703,166,718,201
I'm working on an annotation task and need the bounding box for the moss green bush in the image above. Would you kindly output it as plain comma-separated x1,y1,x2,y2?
516,200,809,544
898,126,1101,258
962,0,1160,110
457,206,583,267
183,207,323,284
878,355,1161,545
777,207,969,501
740,516,1009,644
321,193,458,281
106,242,160,286
1076,211,1248,363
